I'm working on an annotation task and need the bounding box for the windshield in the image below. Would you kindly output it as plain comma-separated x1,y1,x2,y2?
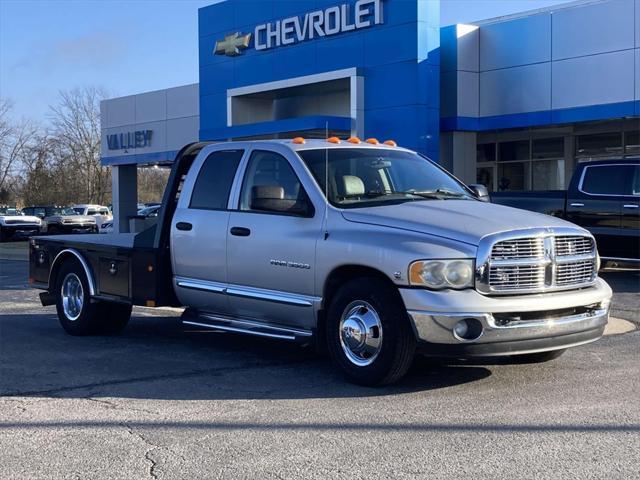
0,207,22,216
298,148,473,208
49,207,77,216
138,205,160,217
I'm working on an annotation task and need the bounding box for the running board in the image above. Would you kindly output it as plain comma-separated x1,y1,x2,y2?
182,312,313,342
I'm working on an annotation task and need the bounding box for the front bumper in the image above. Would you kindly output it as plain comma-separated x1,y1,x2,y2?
1,225,41,237
57,224,98,234
401,277,612,357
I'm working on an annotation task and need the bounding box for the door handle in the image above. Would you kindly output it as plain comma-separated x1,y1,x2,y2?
175,222,193,231
623,204,639,209
570,203,585,207
230,226,251,237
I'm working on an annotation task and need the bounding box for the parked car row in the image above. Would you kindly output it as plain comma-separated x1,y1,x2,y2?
0,202,165,241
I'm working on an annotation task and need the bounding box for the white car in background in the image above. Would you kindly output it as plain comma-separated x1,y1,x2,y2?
0,207,42,242
72,204,112,229
99,205,161,234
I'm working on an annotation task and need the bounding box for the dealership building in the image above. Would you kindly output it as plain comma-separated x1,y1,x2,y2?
101,0,640,230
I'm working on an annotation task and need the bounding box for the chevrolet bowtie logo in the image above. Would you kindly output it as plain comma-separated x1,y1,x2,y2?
214,32,252,57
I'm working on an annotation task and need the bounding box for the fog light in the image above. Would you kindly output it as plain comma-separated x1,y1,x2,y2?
453,318,484,342
454,320,468,338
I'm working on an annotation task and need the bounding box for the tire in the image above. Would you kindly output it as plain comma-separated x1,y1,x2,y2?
97,302,132,334
326,277,416,387
54,259,132,336
509,349,566,364
54,259,102,336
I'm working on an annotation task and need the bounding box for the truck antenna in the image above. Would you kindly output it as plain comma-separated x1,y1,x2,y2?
324,121,330,240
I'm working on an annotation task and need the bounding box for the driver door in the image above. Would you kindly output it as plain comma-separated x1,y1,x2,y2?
226,149,323,330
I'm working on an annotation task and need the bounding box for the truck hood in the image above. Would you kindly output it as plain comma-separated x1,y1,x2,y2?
340,200,582,246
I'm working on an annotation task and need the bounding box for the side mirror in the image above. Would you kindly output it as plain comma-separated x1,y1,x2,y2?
251,186,314,217
468,184,490,202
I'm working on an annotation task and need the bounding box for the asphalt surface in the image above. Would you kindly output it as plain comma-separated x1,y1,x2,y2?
1,249,639,479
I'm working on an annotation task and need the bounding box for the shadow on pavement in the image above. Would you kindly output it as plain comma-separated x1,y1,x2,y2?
0,313,492,400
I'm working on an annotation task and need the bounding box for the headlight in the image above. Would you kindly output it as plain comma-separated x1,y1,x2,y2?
409,259,475,290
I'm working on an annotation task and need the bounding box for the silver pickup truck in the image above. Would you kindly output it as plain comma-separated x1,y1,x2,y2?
29,139,612,386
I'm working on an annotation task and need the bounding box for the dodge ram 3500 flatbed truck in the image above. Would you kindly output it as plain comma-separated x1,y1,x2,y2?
29,139,613,386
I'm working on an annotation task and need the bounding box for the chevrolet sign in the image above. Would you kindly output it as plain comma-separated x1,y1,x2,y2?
213,0,383,57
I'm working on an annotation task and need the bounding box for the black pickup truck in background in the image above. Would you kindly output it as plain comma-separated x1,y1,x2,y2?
491,159,639,267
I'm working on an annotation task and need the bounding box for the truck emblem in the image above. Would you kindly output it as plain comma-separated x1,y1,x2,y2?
214,32,252,57
270,259,311,270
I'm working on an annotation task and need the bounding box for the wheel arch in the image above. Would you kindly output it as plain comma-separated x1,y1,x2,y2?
322,265,399,309
49,249,96,296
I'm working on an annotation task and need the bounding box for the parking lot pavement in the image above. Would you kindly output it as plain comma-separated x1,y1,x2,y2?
1,250,639,479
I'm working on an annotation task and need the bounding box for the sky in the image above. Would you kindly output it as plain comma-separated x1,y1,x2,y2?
0,0,576,122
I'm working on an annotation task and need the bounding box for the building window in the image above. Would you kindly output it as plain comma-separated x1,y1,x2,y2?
476,167,494,190
576,132,623,157
498,162,529,191
499,140,529,162
477,143,496,163
532,160,565,190
624,130,639,155
532,137,564,159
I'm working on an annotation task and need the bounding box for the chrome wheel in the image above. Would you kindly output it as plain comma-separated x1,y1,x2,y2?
339,301,383,367
61,273,84,321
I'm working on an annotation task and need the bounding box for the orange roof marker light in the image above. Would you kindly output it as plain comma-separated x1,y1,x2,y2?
384,140,397,147
292,137,306,144
327,137,341,144
366,138,379,145
347,136,361,144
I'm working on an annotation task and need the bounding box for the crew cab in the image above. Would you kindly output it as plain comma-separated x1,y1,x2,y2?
0,207,42,241
29,140,612,386
23,206,98,235
491,159,639,268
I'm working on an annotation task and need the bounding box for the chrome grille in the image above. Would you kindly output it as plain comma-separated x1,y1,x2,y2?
4,219,33,225
490,238,544,260
556,260,596,286
555,236,594,257
488,264,546,290
476,228,598,295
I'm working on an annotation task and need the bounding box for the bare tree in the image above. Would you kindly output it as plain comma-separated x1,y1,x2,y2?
48,87,111,204
0,98,38,203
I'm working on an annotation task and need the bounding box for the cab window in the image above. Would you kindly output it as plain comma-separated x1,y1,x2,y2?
239,150,312,217
581,164,638,196
189,150,244,210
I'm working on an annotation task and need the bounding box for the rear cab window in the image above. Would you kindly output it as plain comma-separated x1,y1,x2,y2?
581,164,640,196
189,150,244,210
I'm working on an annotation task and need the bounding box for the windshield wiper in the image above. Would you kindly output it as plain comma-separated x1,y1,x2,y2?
403,189,468,199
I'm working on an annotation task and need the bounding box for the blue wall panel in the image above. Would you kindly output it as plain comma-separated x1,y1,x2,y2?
552,0,634,60
442,0,640,131
479,13,551,71
198,0,440,155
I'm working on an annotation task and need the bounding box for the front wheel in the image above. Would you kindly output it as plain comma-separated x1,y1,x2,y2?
326,278,416,386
